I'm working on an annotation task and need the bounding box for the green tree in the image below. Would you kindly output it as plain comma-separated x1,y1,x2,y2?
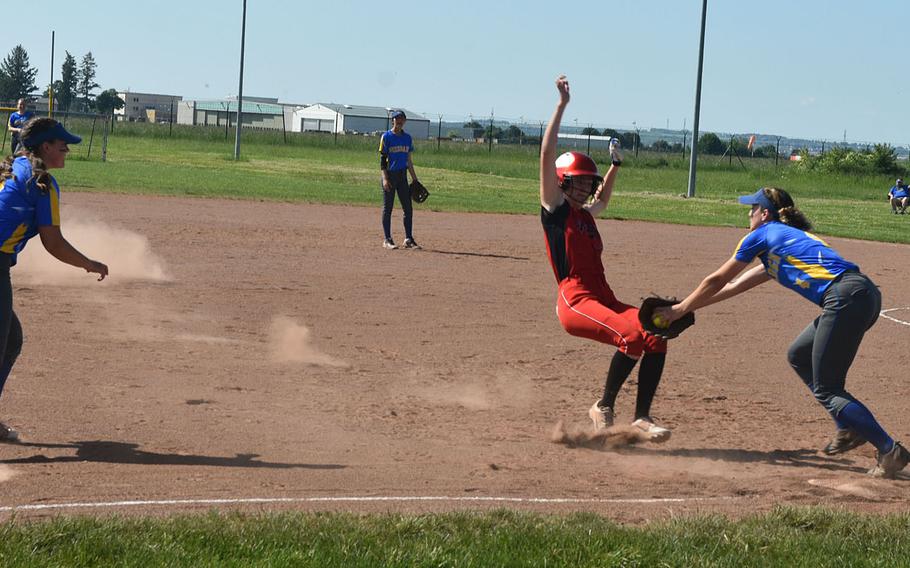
697,132,725,155
503,125,523,141
581,126,599,135
77,52,100,108
484,124,503,139
57,51,78,112
602,128,620,139
94,88,124,115
619,131,640,152
651,140,671,152
0,45,38,101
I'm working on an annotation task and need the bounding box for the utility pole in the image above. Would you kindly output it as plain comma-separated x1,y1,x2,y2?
686,0,708,198
233,0,248,160
488,109,494,153
49,31,55,116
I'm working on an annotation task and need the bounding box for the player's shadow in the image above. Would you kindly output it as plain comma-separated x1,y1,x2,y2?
0,440,345,470
651,447,868,474
422,248,529,261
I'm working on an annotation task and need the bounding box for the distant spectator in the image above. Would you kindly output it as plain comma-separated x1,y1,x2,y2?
7,99,34,156
888,178,908,215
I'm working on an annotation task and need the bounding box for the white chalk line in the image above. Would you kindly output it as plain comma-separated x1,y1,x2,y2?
0,494,739,513
880,307,910,327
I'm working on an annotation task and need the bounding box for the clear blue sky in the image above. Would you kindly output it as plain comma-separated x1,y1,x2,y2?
11,1,909,145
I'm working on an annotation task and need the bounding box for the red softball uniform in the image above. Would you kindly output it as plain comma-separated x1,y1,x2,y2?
541,201,665,358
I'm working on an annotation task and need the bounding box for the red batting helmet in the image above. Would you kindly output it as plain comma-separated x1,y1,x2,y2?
555,151,602,191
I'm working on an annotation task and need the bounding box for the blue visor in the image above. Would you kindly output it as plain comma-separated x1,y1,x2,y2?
390,110,406,119
738,188,777,213
21,121,82,148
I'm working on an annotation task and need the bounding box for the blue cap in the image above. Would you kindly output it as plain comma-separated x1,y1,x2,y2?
738,188,777,214
390,110,406,120
21,121,82,148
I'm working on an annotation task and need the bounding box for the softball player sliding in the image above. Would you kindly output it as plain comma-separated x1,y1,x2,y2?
0,118,108,442
657,187,908,478
539,75,670,442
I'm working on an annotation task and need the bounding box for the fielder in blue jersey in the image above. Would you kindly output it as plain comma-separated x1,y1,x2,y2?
7,98,35,156
657,187,908,478
379,110,421,250
0,117,108,442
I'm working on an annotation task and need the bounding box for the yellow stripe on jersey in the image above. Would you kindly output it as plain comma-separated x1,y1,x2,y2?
786,255,836,280
733,233,751,255
0,223,28,253
804,231,829,247
49,186,61,225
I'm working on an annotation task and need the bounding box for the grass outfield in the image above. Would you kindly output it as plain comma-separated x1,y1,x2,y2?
0,508,907,566
51,123,910,243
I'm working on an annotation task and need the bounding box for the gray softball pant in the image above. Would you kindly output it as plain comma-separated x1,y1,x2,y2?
786,271,880,417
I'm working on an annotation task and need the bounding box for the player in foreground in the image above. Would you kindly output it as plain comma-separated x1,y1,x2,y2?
656,187,908,478
540,75,670,442
0,118,109,441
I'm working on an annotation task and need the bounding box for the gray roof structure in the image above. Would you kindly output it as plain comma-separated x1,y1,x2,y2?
319,103,427,121
193,100,284,115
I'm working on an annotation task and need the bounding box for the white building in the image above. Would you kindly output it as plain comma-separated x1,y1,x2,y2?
292,104,430,139
116,91,182,122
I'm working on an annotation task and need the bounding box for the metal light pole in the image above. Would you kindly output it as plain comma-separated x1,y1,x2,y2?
48,31,55,116
686,0,708,198
233,0,247,160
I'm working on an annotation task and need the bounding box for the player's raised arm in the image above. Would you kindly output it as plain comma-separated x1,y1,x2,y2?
540,75,570,211
588,139,624,216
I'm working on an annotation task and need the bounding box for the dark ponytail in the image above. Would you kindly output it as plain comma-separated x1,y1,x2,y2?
0,117,54,193
764,187,812,231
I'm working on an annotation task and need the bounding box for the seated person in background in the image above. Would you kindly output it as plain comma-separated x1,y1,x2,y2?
888,178,908,214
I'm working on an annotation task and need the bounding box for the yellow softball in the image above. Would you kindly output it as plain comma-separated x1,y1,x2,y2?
652,313,670,329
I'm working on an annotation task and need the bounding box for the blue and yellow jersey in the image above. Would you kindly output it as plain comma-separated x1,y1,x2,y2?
8,110,34,131
734,221,858,305
378,130,412,172
0,156,60,264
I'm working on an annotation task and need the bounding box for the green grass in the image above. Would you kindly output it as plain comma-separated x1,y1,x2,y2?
47,122,909,243
0,508,907,567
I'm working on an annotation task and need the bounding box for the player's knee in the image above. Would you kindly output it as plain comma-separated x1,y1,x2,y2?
786,342,807,367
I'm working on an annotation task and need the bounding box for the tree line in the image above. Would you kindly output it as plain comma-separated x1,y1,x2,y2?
460,120,780,157
0,44,123,115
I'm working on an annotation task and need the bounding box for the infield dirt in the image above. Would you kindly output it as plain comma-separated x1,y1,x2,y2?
1,194,907,521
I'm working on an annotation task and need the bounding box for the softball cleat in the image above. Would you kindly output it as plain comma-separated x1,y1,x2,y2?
868,442,910,479
588,401,615,431
631,417,671,443
822,428,867,455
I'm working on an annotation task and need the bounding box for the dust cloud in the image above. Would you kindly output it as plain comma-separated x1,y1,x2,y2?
0,465,17,483
16,211,168,285
550,421,652,449
268,316,348,367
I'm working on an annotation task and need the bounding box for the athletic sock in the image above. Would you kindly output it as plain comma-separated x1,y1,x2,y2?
837,401,894,454
635,352,666,419
599,351,638,410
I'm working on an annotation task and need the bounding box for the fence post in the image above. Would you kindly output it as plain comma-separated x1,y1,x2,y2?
87,115,97,158
169,101,174,137
101,115,110,162
1,112,8,152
